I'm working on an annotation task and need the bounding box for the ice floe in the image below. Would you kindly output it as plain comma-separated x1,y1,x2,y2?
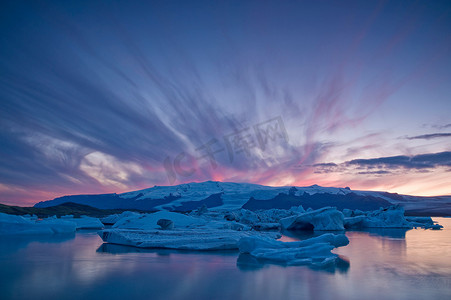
238,233,349,266
99,228,280,250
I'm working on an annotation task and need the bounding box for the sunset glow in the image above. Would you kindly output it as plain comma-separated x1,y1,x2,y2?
1,1,450,205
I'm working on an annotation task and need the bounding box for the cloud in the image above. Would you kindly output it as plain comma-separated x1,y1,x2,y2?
314,151,451,175
348,151,451,169
406,133,451,140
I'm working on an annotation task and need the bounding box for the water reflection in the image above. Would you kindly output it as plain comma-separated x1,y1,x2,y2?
0,233,75,254
236,253,350,274
352,228,410,239
97,243,238,257
0,219,450,300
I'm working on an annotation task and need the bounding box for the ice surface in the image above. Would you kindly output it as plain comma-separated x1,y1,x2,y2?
112,211,208,230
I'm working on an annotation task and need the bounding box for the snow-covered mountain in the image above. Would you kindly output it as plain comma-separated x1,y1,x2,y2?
34,181,451,216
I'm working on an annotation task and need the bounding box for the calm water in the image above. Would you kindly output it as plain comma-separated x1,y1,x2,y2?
1,218,450,300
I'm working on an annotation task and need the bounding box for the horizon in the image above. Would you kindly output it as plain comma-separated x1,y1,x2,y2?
1,1,451,206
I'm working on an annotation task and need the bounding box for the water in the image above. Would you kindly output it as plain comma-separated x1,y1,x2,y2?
1,218,450,300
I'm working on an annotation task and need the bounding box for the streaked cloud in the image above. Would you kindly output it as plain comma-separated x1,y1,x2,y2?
405,133,451,140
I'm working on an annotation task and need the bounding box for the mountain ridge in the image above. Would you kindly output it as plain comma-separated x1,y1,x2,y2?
33,181,451,216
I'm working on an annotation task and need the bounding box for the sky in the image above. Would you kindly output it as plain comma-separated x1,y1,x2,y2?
1,0,450,206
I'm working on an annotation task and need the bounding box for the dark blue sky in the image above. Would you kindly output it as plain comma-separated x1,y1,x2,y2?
1,0,450,205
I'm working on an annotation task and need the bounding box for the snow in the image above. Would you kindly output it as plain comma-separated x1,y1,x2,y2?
34,181,451,216
117,181,355,210
238,233,349,266
279,207,345,231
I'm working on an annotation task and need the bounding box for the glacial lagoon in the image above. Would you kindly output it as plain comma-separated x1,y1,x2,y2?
1,218,450,300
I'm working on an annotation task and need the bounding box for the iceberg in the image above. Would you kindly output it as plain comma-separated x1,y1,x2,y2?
238,233,349,266
279,207,345,231
361,206,412,228
39,218,78,233
101,211,140,225
341,206,442,229
60,215,104,229
99,228,280,250
0,213,76,235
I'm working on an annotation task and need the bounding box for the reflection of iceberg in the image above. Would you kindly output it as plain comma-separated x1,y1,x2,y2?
237,252,350,273
0,233,76,254
355,228,410,239
96,243,238,258
97,243,174,255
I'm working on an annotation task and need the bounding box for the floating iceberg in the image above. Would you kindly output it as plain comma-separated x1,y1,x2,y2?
101,211,140,225
99,209,283,250
361,206,412,228
238,233,349,266
99,228,280,250
60,215,104,229
342,206,442,229
0,213,76,235
39,218,78,233
279,207,345,231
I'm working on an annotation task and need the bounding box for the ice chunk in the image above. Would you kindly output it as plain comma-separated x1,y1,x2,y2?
239,233,349,253
405,216,434,225
361,206,412,228
101,211,139,225
0,213,76,235
238,233,349,266
99,228,280,250
343,216,366,229
221,208,297,228
39,218,77,233
279,207,345,231
59,216,104,229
